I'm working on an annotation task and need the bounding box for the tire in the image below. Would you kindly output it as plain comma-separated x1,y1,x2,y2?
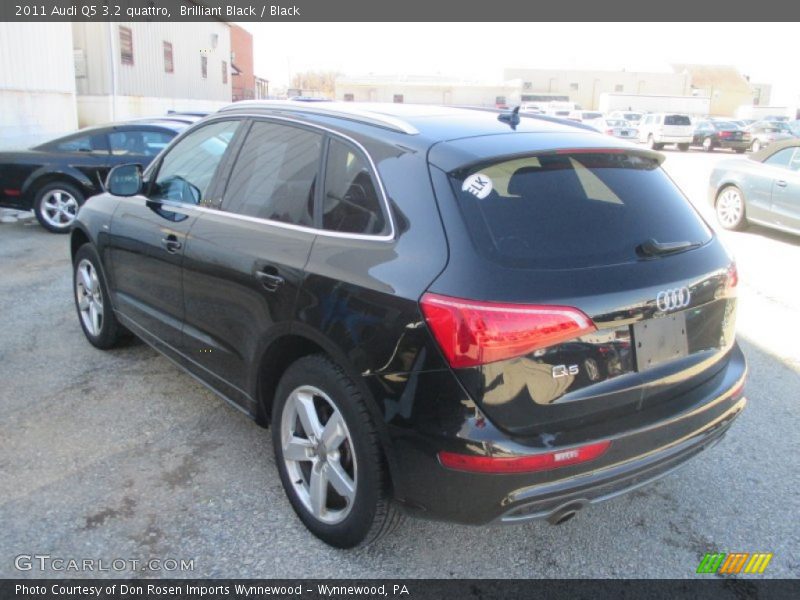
703,137,714,152
73,244,126,349
34,181,85,233
647,134,657,150
735,148,746,154
715,186,748,231
272,355,402,548
751,139,761,153
677,143,689,152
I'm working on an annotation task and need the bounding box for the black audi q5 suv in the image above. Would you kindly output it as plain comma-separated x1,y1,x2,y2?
71,102,746,548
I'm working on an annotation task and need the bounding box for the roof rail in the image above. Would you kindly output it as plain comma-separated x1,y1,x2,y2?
219,100,420,135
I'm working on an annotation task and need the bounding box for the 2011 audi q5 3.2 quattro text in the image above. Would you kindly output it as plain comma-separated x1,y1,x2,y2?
70,102,746,548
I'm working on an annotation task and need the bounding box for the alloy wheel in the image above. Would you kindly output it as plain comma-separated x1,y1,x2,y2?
716,188,744,229
40,189,79,229
280,385,357,525
75,259,104,336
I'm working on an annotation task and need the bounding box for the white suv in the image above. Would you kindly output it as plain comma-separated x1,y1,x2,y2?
637,113,693,151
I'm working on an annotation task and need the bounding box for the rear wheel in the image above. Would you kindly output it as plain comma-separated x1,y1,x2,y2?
272,355,402,548
677,143,689,152
647,135,657,150
34,181,84,233
73,244,126,348
751,139,762,153
715,186,747,231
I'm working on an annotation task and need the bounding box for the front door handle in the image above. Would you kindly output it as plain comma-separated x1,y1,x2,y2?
776,180,788,187
255,270,285,292
160,234,182,253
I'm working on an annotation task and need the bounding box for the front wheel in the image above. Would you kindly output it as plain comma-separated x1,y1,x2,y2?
751,139,762,153
703,137,714,152
715,186,747,231
272,355,402,548
34,181,84,233
73,244,126,348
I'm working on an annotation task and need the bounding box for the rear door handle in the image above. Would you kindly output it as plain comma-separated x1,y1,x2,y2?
255,270,285,292
160,234,182,253
776,180,788,187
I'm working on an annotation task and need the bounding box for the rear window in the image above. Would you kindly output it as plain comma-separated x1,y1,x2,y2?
664,115,691,126
448,151,712,269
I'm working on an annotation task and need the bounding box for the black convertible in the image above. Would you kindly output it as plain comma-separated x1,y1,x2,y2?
0,119,187,232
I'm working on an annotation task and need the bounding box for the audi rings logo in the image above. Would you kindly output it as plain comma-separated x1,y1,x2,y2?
656,287,692,312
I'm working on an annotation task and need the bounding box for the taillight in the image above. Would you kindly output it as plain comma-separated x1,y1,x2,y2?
420,293,596,368
719,131,732,138
438,440,611,474
605,129,614,135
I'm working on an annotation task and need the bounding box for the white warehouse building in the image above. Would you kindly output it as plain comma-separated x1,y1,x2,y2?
335,75,522,107
72,21,233,126
0,23,78,149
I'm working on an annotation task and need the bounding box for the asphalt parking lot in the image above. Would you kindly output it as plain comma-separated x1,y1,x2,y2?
1,148,799,579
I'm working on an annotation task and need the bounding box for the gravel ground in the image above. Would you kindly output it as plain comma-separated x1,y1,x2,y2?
1,150,798,578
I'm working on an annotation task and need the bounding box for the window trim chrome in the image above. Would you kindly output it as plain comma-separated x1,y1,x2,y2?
190,112,397,242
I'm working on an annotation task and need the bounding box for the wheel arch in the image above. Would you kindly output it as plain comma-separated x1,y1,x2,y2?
22,168,96,204
253,327,400,490
70,226,92,263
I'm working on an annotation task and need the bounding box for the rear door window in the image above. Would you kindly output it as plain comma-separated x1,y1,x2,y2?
222,121,322,227
448,151,712,269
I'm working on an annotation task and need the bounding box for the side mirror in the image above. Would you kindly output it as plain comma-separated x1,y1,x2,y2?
106,164,143,197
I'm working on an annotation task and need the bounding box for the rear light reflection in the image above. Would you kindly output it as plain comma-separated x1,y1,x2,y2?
438,441,611,474
420,293,596,368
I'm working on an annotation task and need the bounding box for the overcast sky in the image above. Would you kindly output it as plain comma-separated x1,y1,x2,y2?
242,22,798,104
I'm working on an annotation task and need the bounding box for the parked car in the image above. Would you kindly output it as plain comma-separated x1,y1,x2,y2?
593,118,638,141
71,101,745,548
746,121,795,153
0,120,186,232
710,139,800,234
637,113,694,151
691,120,750,153
567,110,604,128
608,110,644,126
789,120,800,137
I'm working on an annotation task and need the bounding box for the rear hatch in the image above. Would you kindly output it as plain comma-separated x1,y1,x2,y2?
424,138,738,437
661,114,693,138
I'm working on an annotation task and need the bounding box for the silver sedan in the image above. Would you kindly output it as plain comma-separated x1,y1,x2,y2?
709,139,800,235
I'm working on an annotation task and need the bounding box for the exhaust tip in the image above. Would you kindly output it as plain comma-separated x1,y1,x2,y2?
547,502,586,525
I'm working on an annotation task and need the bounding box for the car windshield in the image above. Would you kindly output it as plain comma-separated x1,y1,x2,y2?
713,122,738,130
448,151,712,269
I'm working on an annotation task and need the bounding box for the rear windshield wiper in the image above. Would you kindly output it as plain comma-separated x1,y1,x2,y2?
636,238,702,258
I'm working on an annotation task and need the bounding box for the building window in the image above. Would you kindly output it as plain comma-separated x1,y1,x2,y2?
163,42,174,73
569,83,579,91
222,60,228,84
393,94,404,103
523,81,532,90
119,27,134,66
614,84,624,92
343,93,354,102
201,55,208,79
495,96,507,106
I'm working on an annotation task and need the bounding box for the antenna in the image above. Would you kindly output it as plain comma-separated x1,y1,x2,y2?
498,106,521,130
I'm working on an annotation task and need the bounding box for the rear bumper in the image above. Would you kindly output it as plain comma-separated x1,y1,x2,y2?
389,344,747,525
717,140,750,151
656,135,693,144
